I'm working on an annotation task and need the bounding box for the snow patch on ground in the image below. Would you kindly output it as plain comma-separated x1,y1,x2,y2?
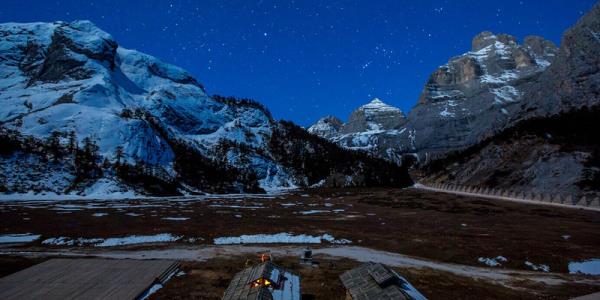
0,233,41,243
299,210,330,215
525,261,550,272
213,232,351,245
41,234,182,247
569,259,600,275
97,234,181,247
42,237,104,246
478,256,507,267
208,204,264,209
162,217,190,221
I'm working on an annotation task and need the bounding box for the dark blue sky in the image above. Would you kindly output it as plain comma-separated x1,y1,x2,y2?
1,1,596,126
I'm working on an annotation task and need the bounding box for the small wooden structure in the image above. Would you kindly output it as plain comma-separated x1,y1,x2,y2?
0,258,179,300
299,247,319,267
339,262,427,300
222,261,301,300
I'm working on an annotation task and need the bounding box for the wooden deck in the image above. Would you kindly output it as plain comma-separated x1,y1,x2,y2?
0,258,179,300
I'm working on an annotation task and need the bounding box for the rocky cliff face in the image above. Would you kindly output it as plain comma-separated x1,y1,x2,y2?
309,2,600,194
406,31,557,160
422,2,600,196
310,32,557,163
515,2,600,120
0,21,412,196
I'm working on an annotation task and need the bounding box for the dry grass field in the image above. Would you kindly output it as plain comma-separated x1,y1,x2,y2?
1,187,599,299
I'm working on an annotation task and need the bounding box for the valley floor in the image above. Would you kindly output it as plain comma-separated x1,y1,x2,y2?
1,188,599,299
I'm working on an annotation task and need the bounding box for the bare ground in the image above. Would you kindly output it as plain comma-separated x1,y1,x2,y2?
1,187,599,299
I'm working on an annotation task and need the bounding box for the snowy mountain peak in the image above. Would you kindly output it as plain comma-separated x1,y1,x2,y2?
368,98,384,105
359,98,403,114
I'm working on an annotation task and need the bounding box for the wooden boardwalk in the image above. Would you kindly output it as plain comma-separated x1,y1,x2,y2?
0,258,179,300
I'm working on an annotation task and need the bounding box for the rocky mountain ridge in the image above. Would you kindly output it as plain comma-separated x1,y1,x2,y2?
423,2,600,196
308,98,409,164
311,30,558,163
310,2,600,195
0,20,412,196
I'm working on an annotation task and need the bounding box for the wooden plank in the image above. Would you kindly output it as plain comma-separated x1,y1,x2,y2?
0,258,178,300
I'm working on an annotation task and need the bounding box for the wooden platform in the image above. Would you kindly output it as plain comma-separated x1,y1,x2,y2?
0,258,179,300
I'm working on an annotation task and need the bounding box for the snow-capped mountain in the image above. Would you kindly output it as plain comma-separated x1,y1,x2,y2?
0,21,412,196
311,31,558,163
341,98,406,133
311,2,600,196
308,98,408,164
407,31,557,160
424,2,600,196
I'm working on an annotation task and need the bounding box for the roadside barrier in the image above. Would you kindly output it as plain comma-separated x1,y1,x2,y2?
421,181,600,209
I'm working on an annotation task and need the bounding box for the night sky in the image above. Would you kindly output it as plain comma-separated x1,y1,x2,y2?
1,1,596,126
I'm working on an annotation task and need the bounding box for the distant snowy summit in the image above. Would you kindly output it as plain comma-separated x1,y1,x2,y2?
308,98,405,136
343,98,406,133
309,98,408,165
310,30,558,164
0,20,412,197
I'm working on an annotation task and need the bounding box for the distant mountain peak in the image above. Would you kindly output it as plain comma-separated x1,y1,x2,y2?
368,97,384,104
307,115,343,138
359,98,402,114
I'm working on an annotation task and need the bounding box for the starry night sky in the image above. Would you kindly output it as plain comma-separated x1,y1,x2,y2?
1,1,596,126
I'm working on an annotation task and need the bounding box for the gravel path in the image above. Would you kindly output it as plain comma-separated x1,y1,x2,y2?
2,245,598,289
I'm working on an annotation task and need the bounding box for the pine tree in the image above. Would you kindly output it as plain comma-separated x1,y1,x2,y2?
75,136,101,179
67,131,77,153
114,146,124,167
47,131,62,162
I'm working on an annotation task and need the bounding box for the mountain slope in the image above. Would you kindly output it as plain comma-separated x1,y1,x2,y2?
309,2,600,195
0,21,412,196
406,32,557,160
422,2,600,196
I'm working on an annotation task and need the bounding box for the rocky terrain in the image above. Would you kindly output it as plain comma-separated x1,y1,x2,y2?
310,2,600,195
0,21,412,196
